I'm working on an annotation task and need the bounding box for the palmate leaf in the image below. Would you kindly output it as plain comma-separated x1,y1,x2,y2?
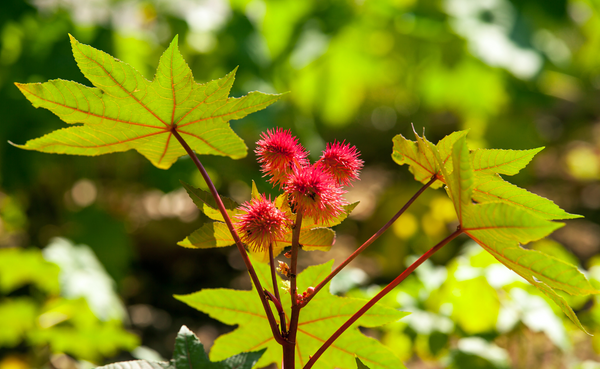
393,129,580,220
391,128,469,189
393,129,594,331
175,261,408,369
95,325,264,369
442,137,596,331
15,35,282,169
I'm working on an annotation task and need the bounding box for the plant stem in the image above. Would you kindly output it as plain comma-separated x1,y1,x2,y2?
283,211,304,369
303,227,463,369
301,175,437,307
171,129,287,346
269,242,287,335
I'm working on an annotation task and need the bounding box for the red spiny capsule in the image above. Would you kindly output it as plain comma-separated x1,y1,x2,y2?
284,164,347,222
255,128,309,188
235,195,290,253
316,140,363,186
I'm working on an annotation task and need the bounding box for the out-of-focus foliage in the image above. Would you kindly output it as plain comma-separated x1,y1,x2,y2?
0,241,138,368
3,0,600,367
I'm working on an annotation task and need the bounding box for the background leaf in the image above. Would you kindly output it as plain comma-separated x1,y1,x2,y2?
94,325,264,369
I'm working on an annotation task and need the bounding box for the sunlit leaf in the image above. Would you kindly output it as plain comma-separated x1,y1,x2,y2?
177,222,233,249
443,136,474,224
392,133,441,188
436,130,469,171
15,35,282,169
462,204,595,332
471,147,544,176
462,203,562,244
472,174,581,220
391,129,469,189
175,261,408,369
274,227,336,252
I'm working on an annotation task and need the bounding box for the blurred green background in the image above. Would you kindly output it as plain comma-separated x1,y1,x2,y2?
1,0,600,368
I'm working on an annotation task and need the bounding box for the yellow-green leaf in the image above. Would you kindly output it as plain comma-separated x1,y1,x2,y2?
444,136,474,224
15,35,282,169
467,232,594,333
178,222,234,249
392,134,442,188
462,203,595,332
472,174,581,220
175,261,408,369
471,147,544,176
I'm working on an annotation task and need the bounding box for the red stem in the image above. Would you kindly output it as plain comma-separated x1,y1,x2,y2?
269,243,287,335
171,129,287,346
303,227,463,369
301,175,437,307
283,211,304,369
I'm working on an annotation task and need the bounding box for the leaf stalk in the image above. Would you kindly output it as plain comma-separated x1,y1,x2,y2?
171,129,288,346
300,175,437,307
303,226,463,369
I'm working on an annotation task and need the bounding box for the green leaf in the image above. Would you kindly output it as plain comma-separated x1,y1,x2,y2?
391,129,469,189
468,232,592,333
471,147,544,176
392,133,441,189
443,136,474,224
94,325,265,369
175,261,408,369
356,356,371,369
462,203,595,332
463,202,563,244
472,174,581,220
392,129,592,333
30,298,139,362
15,35,282,169
0,298,38,347
251,180,260,200
274,228,336,252
173,326,265,369
436,130,469,171
0,248,60,295
181,180,240,222
178,221,233,249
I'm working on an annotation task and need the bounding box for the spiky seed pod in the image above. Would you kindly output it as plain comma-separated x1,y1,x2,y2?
235,195,290,253
255,128,309,188
316,140,363,186
284,164,347,223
